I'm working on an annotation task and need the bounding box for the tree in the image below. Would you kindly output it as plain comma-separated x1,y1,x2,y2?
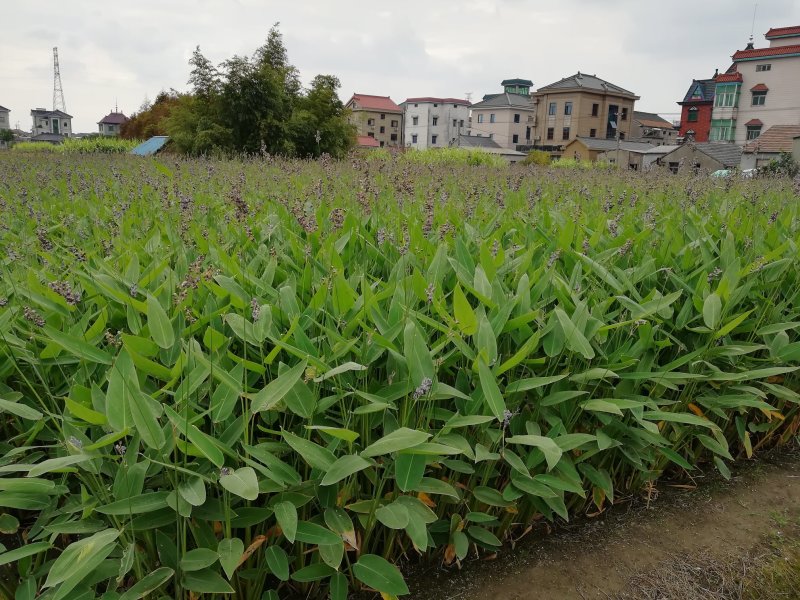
289,75,355,158
188,46,220,99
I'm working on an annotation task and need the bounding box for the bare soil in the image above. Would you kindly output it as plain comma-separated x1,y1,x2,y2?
408,449,800,600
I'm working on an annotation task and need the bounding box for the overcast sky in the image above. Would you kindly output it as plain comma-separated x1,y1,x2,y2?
2,0,798,132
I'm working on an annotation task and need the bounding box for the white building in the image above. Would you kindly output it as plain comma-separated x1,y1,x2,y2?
31,108,73,139
711,25,800,145
401,97,470,149
0,105,9,130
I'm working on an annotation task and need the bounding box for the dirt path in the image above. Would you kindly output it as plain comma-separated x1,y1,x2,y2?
409,450,800,599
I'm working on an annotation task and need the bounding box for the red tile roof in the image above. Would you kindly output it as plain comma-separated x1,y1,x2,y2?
347,94,402,113
714,72,743,82
733,43,800,60
765,25,800,38
356,135,380,148
744,118,763,126
742,125,800,153
750,83,769,92
403,97,470,105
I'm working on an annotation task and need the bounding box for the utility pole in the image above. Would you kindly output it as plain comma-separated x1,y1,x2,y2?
53,47,66,113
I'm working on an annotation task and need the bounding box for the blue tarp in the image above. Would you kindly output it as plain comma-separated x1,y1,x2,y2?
130,136,169,156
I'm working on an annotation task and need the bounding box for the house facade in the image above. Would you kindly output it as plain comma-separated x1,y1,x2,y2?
654,143,742,174
98,111,128,136
0,106,9,130
345,94,403,148
630,111,678,145
468,79,536,151
710,26,800,144
31,108,72,138
532,73,639,156
678,76,716,142
562,137,653,169
401,98,470,149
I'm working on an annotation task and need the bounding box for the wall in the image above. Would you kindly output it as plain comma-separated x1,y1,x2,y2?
403,102,469,150
597,149,645,169
679,103,713,141
347,109,403,148
33,114,72,136
794,136,800,162
99,123,120,136
0,110,9,130
469,105,535,150
656,144,723,173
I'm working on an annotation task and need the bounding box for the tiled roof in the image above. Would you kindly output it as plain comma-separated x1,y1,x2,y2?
749,83,769,92
0,105,9,112
742,125,800,153
458,135,502,149
695,143,743,167
715,72,743,83
634,111,675,129
733,43,800,60
356,135,380,148
98,112,128,125
501,78,533,86
536,73,638,98
403,97,470,105
745,118,763,126
765,25,800,39
680,78,716,103
347,94,402,113
470,93,535,109
31,108,73,118
569,137,654,153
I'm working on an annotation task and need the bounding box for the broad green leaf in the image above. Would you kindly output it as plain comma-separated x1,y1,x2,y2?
478,358,506,422
361,427,431,458
321,454,371,486
182,570,234,594
554,308,594,360
505,435,563,471
218,537,244,579
703,293,722,330
404,321,435,386
453,283,478,335
353,554,410,596
220,467,259,501
42,325,113,365
146,295,174,349
119,567,174,600
281,430,336,470
180,548,219,572
274,501,298,543
250,361,307,412
264,546,290,581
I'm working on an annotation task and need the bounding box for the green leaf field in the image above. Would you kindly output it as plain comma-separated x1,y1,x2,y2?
0,152,798,598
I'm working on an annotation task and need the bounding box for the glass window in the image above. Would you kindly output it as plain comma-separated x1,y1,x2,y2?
380,126,385,133
412,134,418,143
391,120,398,127
746,125,761,140
477,114,484,123
512,134,519,143
687,107,698,122
412,116,418,126
459,120,464,127
589,128,596,138
564,102,572,116
380,113,385,119
513,113,520,123
489,114,496,123
714,84,739,108
432,117,438,126
756,64,771,72
621,107,628,121
453,119,457,127
751,91,766,106
562,127,570,140
547,127,554,140
431,135,438,144
548,102,556,116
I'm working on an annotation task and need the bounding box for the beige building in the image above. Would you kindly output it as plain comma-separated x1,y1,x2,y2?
562,137,653,169
532,73,639,155
31,108,72,140
468,79,536,150
345,94,403,148
98,111,128,136
652,143,742,174
631,111,678,145
0,105,9,130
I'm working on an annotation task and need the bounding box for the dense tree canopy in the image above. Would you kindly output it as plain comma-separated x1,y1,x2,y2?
122,25,355,158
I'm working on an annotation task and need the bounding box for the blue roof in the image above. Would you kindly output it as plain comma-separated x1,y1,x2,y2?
130,136,169,156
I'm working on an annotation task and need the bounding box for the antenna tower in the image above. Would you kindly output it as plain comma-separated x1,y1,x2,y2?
53,47,66,112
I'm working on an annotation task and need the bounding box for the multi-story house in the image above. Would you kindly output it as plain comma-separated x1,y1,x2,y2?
468,78,536,151
630,111,678,145
532,73,639,155
0,106,9,130
31,108,73,139
677,75,717,142
345,94,403,148
711,25,800,145
401,98,470,149
98,111,128,136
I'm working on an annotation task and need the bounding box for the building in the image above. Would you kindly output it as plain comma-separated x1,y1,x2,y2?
532,73,639,155
643,145,680,170
562,137,653,169
0,105,9,131
401,98,470,149
468,79,536,151
653,143,743,173
794,135,800,162
97,111,128,136
677,76,717,142
457,134,527,163
31,108,72,139
710,26,800,144
740,124,800,169
345,94,403,148
631,111,678,144
356,135,381,149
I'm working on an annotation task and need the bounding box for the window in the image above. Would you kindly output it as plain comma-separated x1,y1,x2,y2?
367,132,374,138
390,133,398,141
525,126,531,140
668,161,679,174
412,134,418,143
564,102,572,116
590,128,597,138
592,103,599,117
687,107,698,122
380,141,385,147
380,126,385,133
710,118,735,141
562,127,570,140
619,132,625,140
607,105,619,138
714,84,739,107
746,125,762,140
751,91,767,106
412,116,419,126
477,114,484,123
514,113,520,123
489,114,496,123
453,119,457,127
431,135,438,145
414,103,418,107
547,127,554,140
621,107,628,121
391,120,398,127
432,117,438,126
367,118,375,126
512,134,519,143
459,120,464,127
453,104,458,108
756,64,771,72
380,113,386,119
548,102,556,116
433,103,438,107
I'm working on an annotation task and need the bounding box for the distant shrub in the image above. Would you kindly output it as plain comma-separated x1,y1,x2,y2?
553,157,616,170
520,150,551,166
401,148,506,167
13,137,139,154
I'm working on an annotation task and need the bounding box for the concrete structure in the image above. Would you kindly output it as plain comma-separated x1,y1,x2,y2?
468,79,536,151
98,111,128,136
562,137,653,169
345,94,403,148
710,26,800,145
31,108,72,138
0,106,9,131
653,143,743,173
402,98,469,149
740,124,800,169
532,73,639,156
678,76,717,142
631,111,678,145
457,134,526,163
643,145,680,170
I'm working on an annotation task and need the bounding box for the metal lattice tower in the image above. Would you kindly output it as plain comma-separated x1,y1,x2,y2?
53,47,66,113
